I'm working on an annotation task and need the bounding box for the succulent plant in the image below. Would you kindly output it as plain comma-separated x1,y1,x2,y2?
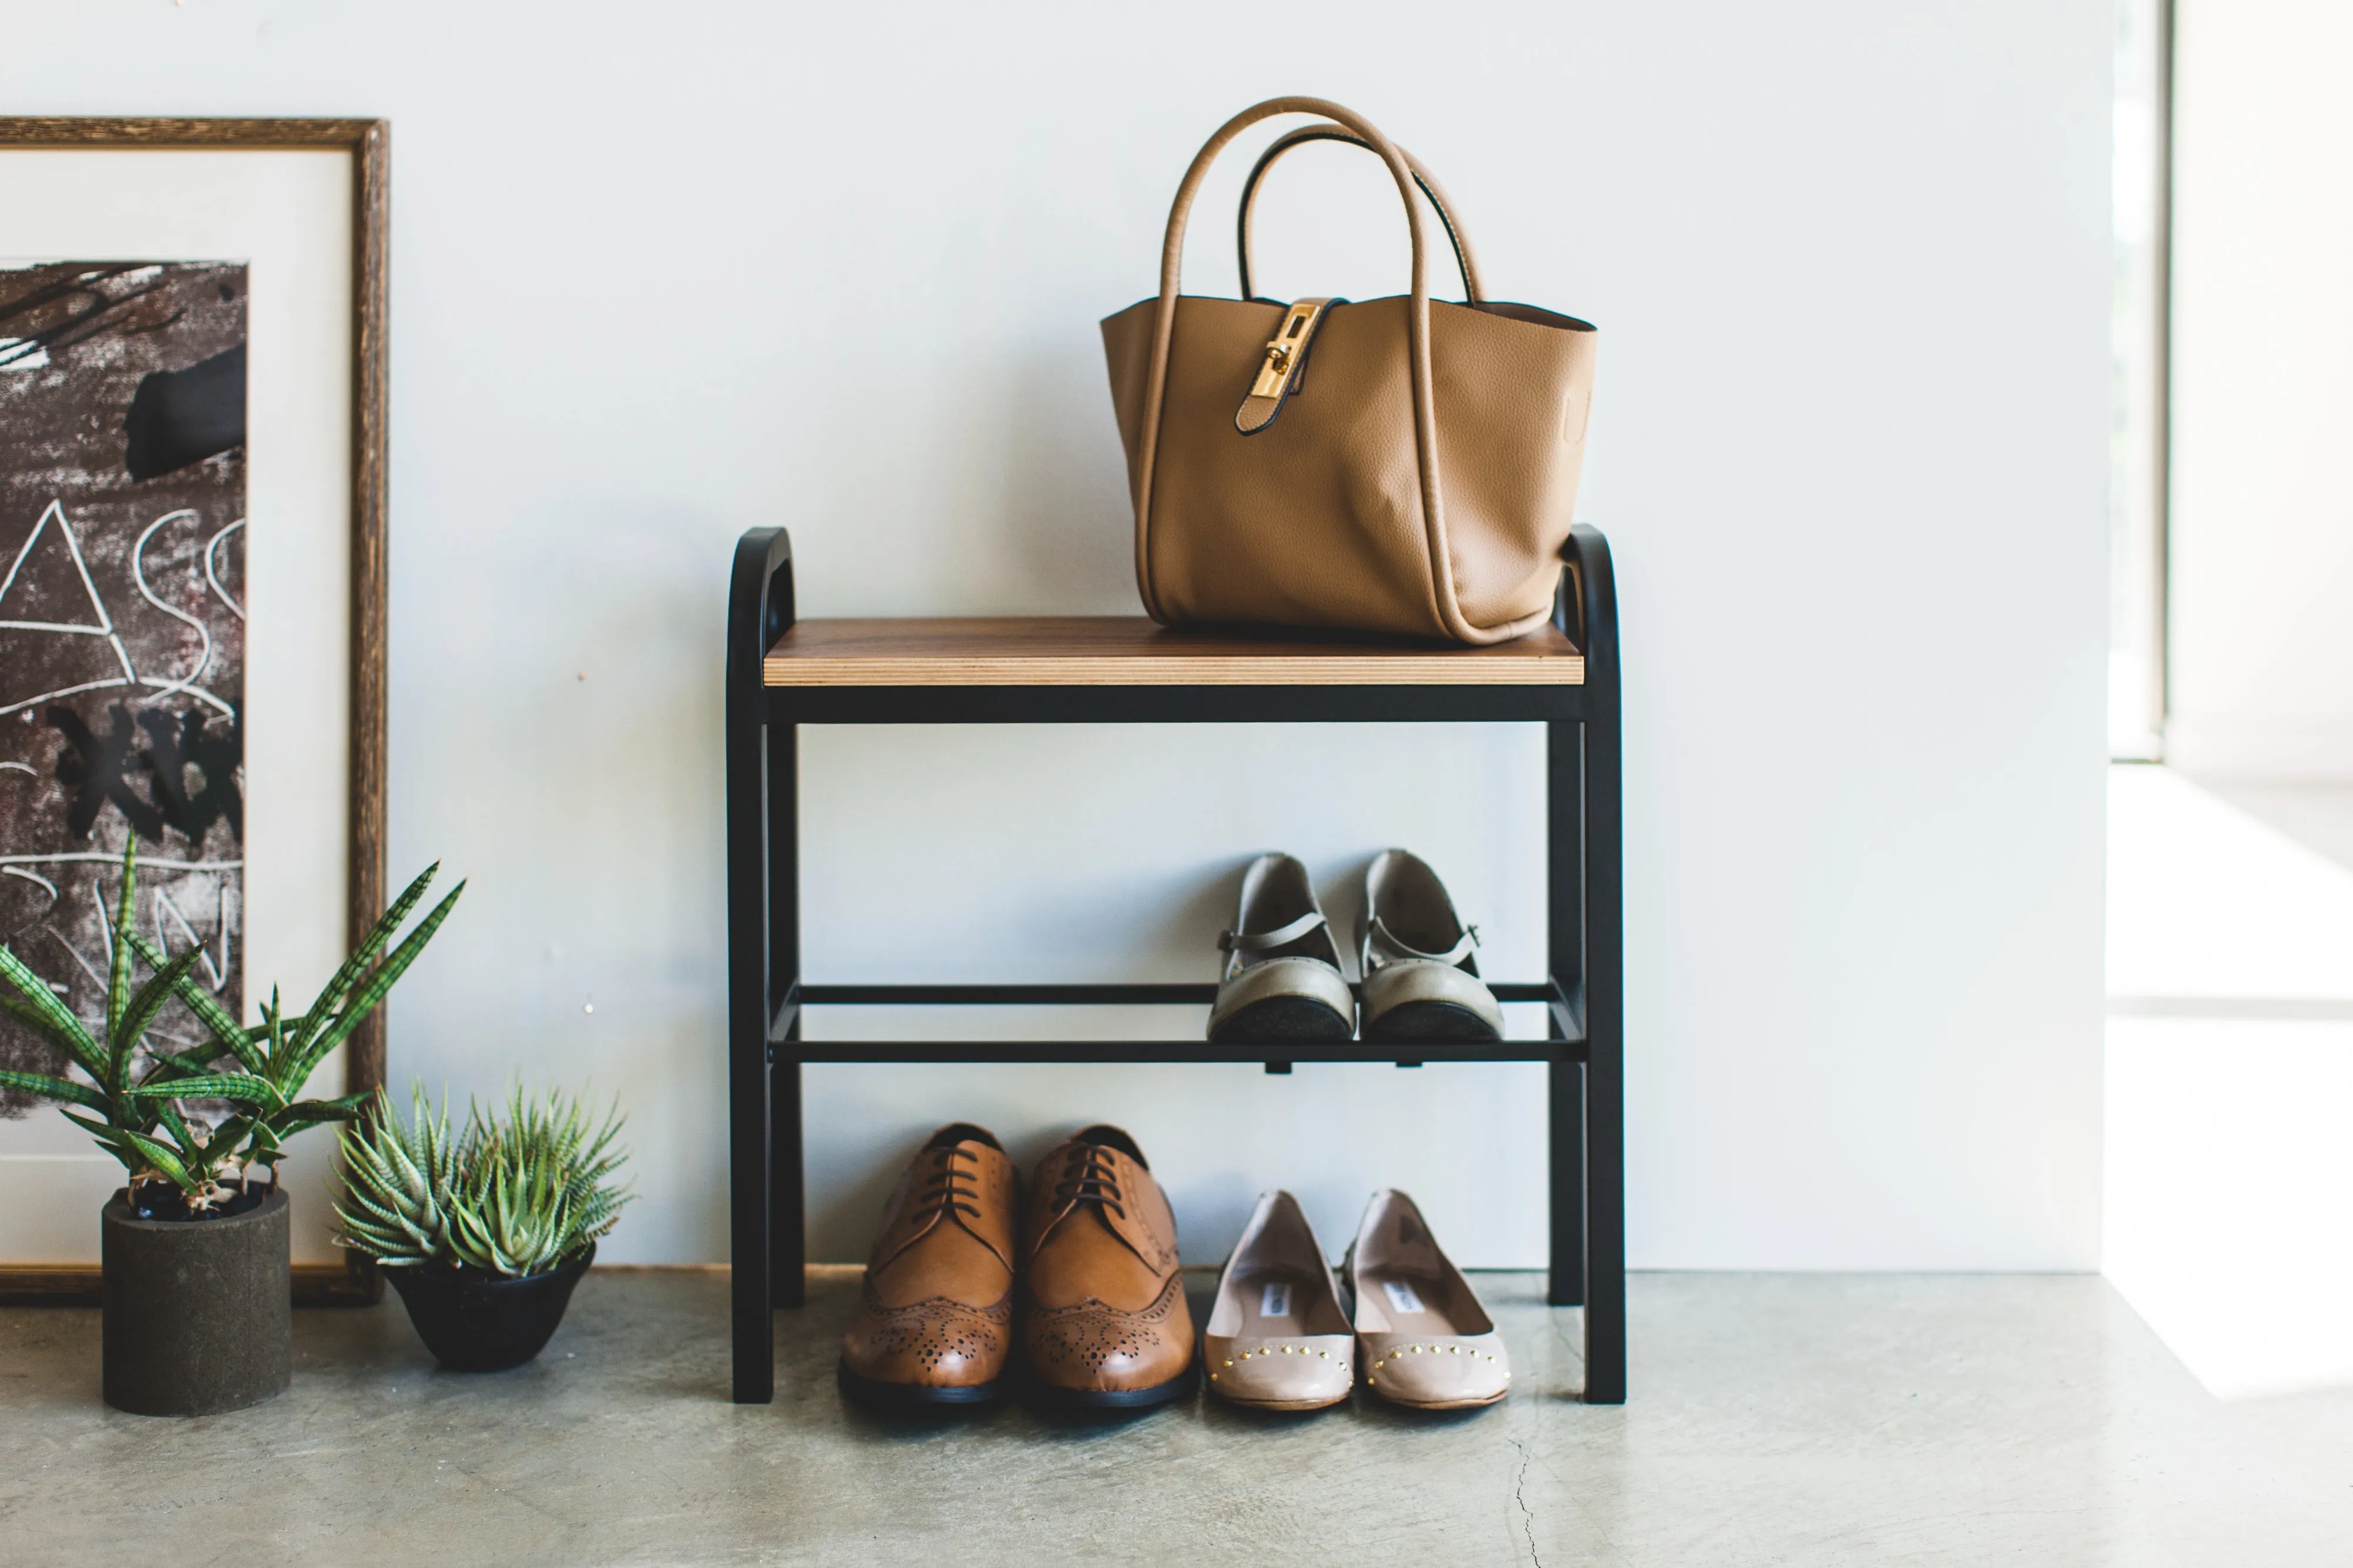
0,839,464,1210
335,1083,631,1276
330,1086,466,1264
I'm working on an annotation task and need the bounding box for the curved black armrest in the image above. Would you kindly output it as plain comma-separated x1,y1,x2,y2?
1555,524,1618,680
729,529,796,688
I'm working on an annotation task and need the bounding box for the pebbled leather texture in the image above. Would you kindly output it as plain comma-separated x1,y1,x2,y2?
1102,95,1598,645
839,1126,1018,1393
1019,1127,1196,1396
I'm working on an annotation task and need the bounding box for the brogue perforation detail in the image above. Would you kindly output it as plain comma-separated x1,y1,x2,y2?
849,1288,1012,1373
1023,1274,1186,1374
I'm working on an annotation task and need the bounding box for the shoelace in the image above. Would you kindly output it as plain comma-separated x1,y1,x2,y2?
912,1145,982,1225
1052,1144,1128,1220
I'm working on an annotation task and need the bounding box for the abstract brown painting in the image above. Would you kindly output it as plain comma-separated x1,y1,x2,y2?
0,262,248,1113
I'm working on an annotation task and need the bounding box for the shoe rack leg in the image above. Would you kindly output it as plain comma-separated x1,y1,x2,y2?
1571,524,1627,1406
1547,712,1587,1310
769,718,805,1311
728,528,793,1404
727,728,774,1401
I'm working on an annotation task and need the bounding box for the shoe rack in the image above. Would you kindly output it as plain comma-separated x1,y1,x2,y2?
724,526,1624,1406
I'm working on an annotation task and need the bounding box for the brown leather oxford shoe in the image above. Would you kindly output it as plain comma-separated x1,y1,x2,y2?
838,1123,1018,1406
1019,1125,1195,1409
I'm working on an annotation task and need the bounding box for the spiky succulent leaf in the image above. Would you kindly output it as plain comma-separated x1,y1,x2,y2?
332,1080,630,1276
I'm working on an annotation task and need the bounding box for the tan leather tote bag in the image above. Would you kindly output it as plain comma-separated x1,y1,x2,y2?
1102,96,1598,645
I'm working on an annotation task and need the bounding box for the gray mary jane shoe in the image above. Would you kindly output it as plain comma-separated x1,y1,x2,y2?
1208,853,1355,1042
1357,849,1505,1043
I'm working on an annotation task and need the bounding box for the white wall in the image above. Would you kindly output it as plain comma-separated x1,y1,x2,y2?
2168,0,2353,779
0,0,2113,1270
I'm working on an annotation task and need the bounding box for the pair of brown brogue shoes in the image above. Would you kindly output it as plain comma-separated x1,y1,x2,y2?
837,1123,1194,1409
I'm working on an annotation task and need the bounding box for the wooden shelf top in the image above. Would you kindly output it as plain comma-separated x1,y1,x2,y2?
762,617,1584,688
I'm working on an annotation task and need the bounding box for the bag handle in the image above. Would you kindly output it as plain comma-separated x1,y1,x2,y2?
1235,126,1485,305
1136,97,1474,640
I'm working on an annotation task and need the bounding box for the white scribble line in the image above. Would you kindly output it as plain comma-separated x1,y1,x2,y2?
4,498,238,718
131,509,212,703
0,500,67,608
41,925,107,992
0,760,36,777
1,865,58,899
0,675,131,719
0,620,112,636
204,519,245,622
0,501,117,634
89,877,113,972
0,673,236,722
136,676,233,718
155,885,228,992
1,853,242,871
216,880,235,992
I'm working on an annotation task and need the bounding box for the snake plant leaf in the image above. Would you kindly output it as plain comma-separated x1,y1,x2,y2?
261,987,288,1076
292,861,439,1058
0,1067,108,1112
298,883,465,1080
118,943,209,1053
117,1127,197,1192
0,949,105,1077
59,1112,144,1174
103,840,136,1040
155,1100,199,1150
124,1073,281,1107
152,1047,232,1079
272,1092,374,1130
124,930,265,1072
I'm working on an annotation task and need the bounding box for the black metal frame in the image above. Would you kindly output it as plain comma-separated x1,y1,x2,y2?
726,526,1624,1404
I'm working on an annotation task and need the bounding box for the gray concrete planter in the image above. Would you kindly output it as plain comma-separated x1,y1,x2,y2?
101,1186,291,1416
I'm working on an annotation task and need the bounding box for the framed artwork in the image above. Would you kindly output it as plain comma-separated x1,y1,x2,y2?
0,120,387,1303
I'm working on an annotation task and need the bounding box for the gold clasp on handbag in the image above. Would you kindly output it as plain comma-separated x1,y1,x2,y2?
1237,297,1339,435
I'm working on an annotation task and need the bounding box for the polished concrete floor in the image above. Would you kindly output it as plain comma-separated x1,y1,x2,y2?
2,1269,2349,1566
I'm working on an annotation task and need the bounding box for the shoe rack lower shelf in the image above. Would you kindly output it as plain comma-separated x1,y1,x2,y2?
725,524,1625,1407
781,983,1588,1065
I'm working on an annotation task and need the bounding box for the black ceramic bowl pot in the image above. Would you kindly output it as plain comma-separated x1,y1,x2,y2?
101,1185,291,1416
385,1245,594,1372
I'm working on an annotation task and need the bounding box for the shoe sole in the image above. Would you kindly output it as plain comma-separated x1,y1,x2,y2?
1208,1388,1351,1412
1026,1365,1196,1410
1364,1383,1510,1411
1361,999,1504,1043
1207,995,1353,1042
836,1362,1002,1407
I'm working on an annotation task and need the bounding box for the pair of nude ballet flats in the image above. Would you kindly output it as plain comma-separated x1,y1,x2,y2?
1204,1187,1508,1413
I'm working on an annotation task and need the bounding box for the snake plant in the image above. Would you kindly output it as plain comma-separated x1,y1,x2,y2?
0,839,464,1210
335,1083,631,1276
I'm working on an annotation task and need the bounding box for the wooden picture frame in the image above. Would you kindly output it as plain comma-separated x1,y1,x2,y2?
0,118,387,1306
